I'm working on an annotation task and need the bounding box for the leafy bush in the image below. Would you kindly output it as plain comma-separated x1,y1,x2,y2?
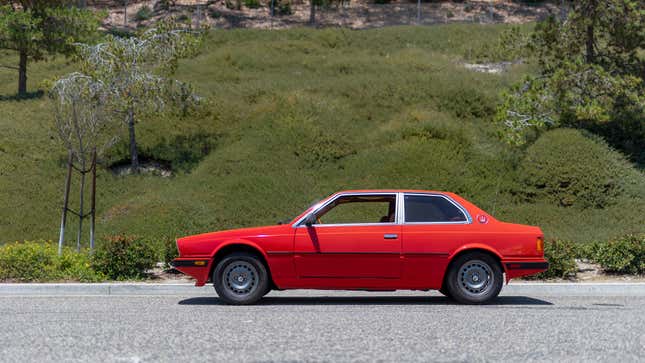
294,135,355,167
92,235,158,280
0,241,103,282
145,132,217,172
400,111,468,143
437,85,496,119
244,0,260,8
156,0,175,11
162,237,179,264
225,0,241,10
575,240,603,261
592,234,644,274
276,0,292,15
520,129,637,209
135,6,153,21
525,238,577,280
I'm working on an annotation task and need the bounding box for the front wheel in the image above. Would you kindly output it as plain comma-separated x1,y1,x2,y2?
213,252,270,305
445,252,503,304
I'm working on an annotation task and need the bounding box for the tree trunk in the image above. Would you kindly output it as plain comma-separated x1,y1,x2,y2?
18,50,27,96
124,0,128,28
584,0,596,64
127,108,140,171
76,159,86,252
585,22,595,63
309,0,316,25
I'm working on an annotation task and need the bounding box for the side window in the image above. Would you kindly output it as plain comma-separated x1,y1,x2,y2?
315,195,396,225
404,195,467,223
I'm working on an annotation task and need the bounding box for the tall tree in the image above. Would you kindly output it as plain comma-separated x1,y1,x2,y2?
0,0,100,96
76,19,204,170
496,0,644,162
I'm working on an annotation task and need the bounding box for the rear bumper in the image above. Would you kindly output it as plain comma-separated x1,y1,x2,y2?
505,261,549,270
502,259,549,281
170,258,212,287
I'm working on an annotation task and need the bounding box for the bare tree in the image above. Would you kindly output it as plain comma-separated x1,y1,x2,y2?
50,72,117,254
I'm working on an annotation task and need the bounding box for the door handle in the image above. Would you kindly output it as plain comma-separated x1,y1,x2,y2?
384,234,398,239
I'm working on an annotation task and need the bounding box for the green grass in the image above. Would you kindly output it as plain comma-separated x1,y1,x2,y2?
0,24,643,246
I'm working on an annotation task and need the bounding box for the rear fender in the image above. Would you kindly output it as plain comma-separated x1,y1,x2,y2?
448,244,509,282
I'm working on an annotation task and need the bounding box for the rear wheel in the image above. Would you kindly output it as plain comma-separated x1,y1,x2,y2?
438,287,452,299
213,252,269,305
445,252,503,304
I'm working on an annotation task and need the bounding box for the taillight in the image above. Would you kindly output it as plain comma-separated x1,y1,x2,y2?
536,237,544,253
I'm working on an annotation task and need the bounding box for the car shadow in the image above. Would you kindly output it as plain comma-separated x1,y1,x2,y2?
178,295,553,306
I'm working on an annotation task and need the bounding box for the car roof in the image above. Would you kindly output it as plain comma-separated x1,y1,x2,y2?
335,189,450,195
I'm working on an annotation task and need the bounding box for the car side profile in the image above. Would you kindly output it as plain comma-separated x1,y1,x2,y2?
172,190,548,304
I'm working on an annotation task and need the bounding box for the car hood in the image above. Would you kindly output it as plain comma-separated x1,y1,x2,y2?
176,224,292,256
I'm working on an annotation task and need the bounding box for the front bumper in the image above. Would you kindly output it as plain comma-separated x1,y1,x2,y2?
170,258,213,286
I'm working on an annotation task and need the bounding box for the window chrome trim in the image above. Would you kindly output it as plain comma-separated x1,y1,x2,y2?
303,222,399,228
292,192,399,228
396,192,405,225
401,193,472,225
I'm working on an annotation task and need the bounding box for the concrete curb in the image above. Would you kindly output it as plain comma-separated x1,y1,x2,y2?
0,283,209,296
0,282,644,296
504,282,645,296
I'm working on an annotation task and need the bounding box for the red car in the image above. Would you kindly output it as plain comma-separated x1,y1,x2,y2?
172,190,548,304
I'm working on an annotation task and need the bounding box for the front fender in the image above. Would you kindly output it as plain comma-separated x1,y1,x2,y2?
211,239,270,262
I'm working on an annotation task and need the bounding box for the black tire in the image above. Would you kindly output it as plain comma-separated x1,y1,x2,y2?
213,252,270,305
438,287,453,299
445,252,503,304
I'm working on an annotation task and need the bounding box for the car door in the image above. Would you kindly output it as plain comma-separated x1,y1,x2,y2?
293,193,401,279
400,193,472,287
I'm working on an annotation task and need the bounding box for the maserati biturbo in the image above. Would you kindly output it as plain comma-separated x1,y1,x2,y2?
172,190,548,304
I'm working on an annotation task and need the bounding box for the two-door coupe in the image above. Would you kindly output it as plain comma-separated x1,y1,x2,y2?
172,190,548,304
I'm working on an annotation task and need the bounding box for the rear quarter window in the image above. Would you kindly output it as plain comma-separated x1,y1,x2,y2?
404,195,467,223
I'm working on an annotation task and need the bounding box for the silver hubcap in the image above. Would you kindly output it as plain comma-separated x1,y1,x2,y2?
458,260,493,296
224,261,257,295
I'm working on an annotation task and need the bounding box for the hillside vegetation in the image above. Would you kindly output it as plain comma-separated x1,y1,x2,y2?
0,24,643,246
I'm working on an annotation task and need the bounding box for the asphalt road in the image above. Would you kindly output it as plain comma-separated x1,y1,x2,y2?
1,290,643,363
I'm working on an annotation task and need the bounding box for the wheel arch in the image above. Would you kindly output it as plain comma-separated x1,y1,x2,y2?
442,246,506,290
210,240,276,287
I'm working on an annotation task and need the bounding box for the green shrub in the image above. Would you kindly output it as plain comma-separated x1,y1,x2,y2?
575,240,604,261
144,132,217,173
437,85,496,119
225,0,241,10
0,241,103,282
209,9,222,18
294,135,355,167
520,129,637,209
525,238,577,280
156,0,175,11
244,0,260,8
162,237,179,264
92,235,158,280
276,0,291,15
593,234,644,274
135,6,154,21
400,112,468,143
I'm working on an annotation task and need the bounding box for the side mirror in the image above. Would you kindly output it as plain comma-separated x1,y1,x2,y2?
303,214,316,227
